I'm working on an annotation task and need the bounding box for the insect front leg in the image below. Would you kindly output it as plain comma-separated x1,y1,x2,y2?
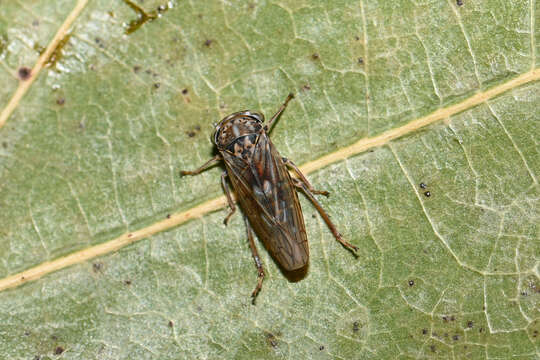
282,157,329,196
292,178,359,254
243,216,265,304
266,93,294,131
221,172,236,225
180,155,221,176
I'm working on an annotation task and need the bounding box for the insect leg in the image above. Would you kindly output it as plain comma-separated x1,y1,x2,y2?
266,93,294,131
282,158,329,196
221,171,236,225
180,155,221,176
243,216,265,304
292,178,359,254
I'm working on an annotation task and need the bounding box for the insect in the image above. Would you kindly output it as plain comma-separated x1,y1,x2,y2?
180,93,358,303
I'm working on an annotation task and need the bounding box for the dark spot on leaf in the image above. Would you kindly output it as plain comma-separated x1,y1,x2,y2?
24,330,30,336
419,182,427,189
424,191,431,197
442,316,448,322
422,329,428,335
195,125,201,131
319,345,324,351
408,280,414,286
311,53,319,60
166,214,171,219
450,316,455,321
56,98,65,106
265,332,278,348
467,320,473,328
94,37,105,48
2,142,7,148
51,335,58,340
157,4,167,12
124,280,131,285
168,320,174,327
153,82,160,89
453,334,459,341
34,356,41,360
353,321,360,332
430,345,436,352
354,35,360,40
133,65,141,73
533,330,538,337
128,233,133,238
187,131,196,137
92,262,103,272
303,84,311,91
182,88,188,95
54,346,64,355
456,0,463,6
18,67,32,80
357,57,364,64
204,39,213,47
479,327,484,333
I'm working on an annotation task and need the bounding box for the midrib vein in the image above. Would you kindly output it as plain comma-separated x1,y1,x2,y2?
0,69,537,291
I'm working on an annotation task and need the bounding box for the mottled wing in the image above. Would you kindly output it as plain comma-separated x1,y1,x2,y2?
223,133,309,271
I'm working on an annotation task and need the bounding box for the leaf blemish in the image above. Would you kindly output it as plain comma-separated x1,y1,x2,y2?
18,67,32,81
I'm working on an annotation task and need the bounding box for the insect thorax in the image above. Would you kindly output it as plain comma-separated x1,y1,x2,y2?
215,115,263,160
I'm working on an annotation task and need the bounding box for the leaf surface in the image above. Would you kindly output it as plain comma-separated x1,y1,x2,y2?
0,1,538,358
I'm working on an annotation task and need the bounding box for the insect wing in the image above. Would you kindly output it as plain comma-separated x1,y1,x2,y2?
222,133,309,271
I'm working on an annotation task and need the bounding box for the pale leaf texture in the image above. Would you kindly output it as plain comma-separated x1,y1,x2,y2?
0,1,538,359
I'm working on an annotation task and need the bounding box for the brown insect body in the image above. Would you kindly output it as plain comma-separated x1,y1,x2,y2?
181,94,357,303
214,111,309,271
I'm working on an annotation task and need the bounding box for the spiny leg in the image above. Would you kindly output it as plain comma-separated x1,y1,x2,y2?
180,155,221,176
292,178,358,254
266,93,294,131
244,216,265,304
221,171,236,225
283,157,329,196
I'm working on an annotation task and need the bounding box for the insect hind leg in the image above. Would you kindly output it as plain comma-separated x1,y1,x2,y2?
283,157,329,196
244,216,265,304
292,178,358,255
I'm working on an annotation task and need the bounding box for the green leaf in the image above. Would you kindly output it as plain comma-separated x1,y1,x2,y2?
0,0,538,359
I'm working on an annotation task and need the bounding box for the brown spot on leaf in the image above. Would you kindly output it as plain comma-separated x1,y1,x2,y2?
265,332,278,348
18,67,32,80
54,346,64,355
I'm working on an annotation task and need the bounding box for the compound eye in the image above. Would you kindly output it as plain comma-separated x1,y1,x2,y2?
213,127,221,145
250,112,264,123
